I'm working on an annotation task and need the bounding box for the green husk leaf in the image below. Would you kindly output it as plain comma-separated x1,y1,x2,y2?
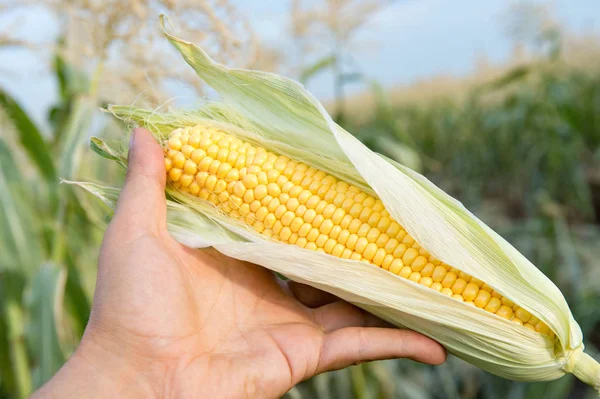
89,137,127,168
64,180,246,247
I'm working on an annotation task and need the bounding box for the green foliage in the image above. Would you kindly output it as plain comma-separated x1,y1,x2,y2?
0,51,120,397
359,62,600,221
0,89,56,183
25,265,66,389
0,272,29,399
299,55,337,84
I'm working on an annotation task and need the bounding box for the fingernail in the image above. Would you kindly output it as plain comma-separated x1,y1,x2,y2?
129,128,137,150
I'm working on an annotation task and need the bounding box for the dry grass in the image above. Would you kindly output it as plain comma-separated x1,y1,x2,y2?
1,0,284,106
289,0,388,74
334,32,600,125
291,0,386,50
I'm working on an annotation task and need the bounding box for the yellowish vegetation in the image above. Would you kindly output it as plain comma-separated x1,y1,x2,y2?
334,33,600,125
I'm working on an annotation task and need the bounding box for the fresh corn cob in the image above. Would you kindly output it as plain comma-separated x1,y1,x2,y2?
164,125,553,336
89,18,600,391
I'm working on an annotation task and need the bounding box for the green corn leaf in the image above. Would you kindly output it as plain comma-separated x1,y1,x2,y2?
54,47,70,102
90,136,127,168
0,271,31,399
0,87,56,183
63,256,92,340
478,65,533,92
299,55,336,84
57,96,95,180
25,264,67,390
0,139,43,275
0,137,24,185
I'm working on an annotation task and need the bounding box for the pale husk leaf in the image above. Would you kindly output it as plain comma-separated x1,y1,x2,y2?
65,180,245,247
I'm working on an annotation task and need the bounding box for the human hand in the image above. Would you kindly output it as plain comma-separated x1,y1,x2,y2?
34,128,446,398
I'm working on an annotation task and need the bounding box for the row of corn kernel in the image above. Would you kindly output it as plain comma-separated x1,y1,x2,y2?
267,153,553,334
164,126,552,337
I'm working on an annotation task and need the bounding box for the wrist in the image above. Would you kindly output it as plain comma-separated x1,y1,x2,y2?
32,331,157,398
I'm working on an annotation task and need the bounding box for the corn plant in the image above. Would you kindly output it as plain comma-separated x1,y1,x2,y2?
0,52,121,398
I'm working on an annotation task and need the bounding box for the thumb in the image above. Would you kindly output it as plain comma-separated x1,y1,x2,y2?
112,128,167,236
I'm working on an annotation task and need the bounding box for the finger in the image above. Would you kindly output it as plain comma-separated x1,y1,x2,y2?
288,281,339,308
316,328,447,374
112,128,167,237
312,301,391,332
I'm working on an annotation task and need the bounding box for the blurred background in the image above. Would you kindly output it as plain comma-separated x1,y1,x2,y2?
1,0,599,398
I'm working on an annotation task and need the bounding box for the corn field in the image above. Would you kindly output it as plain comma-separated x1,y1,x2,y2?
287,59,600,399
1,2,600,398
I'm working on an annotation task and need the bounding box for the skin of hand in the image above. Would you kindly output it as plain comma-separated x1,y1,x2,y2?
33,128,446,399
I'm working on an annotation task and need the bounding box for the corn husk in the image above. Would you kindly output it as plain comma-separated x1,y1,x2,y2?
77,16,600,391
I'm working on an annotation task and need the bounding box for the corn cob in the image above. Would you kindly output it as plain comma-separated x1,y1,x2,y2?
164,124,553,337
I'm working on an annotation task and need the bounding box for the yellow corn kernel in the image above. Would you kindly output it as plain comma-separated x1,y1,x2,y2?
344,252,358,261
474,290,491,308
315,234,328,248
243,174,259,189
168,136,182,150
514,307,532,323
452,294,464,302
362,243,378,261
484,297,502,313
458,271,471,283
461,283,479,302
535,322,551,335
431,282,443,292
451,278,468,295
501,297,515,308
381,254,394,270
388,259,403,274
169,168,183,182
496,305,514,320
419,277,433,288
324,238,336,254
392,243,407,259
441,272,457,289
402,248,419,265
372,248,386,266
399,266,412,279
411,256,428,272
432,266,447,282
421,263,435,277
180,174,194,187
355,237,368,254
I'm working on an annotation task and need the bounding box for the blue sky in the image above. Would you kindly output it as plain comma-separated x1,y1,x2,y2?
0,0,598,129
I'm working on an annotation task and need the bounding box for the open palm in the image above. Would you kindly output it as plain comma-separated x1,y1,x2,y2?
36,128,445,399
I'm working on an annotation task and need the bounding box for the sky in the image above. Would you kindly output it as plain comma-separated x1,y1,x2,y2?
0,0,599,130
